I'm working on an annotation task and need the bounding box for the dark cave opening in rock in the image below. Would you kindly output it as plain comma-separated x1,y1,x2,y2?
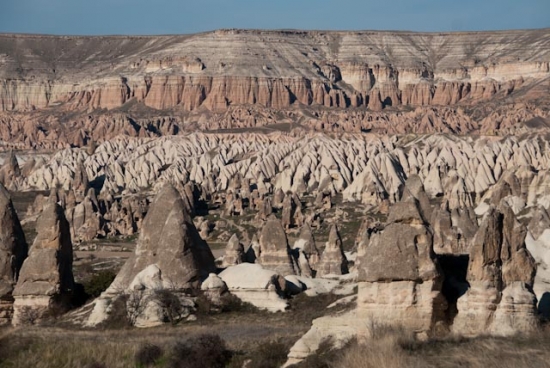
438,254,470,325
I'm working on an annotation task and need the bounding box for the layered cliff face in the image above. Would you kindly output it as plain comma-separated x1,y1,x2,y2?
0,29,548,114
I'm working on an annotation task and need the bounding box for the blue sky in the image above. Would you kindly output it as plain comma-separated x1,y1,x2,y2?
0,0,548,35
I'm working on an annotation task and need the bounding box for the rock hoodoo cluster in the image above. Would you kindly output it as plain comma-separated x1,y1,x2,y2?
453,204,538,335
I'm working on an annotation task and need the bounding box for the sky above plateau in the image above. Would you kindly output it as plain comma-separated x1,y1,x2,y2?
0,0,548,35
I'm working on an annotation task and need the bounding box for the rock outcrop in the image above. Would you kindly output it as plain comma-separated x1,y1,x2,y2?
258,216,296,276
0,184,27,324
1,30,548,114
356,197,446,336
85,184,216,327
12,202,74,326
316,225,349,277
222,234,245,268
0,30,547,150
292,224,320,277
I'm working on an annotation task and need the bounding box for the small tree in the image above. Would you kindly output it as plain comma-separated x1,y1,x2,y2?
154,289,186,325
17,306,41,325
126,290,149,326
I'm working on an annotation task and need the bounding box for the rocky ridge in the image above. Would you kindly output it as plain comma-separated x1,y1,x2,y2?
0,29,548,150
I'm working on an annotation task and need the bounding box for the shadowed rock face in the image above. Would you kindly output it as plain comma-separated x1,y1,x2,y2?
12,202,74,326
0,184,27,294
109,184,216,291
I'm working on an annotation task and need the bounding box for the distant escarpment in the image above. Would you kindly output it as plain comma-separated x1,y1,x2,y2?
0,29,549,149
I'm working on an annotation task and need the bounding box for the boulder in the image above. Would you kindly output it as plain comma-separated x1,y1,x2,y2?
219,263,288,312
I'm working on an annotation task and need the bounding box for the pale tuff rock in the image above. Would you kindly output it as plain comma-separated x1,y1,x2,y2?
258,216,296,276
0,30,548,121
316,225,349,277
18,133,550,226
453,205,538,336
218,263,289,312
85,184,215,327
356,197,446,335
285,310,358,367
401,174,433,220
12,202,74,326
0,184,28,324
126,265,195,328
256,197,273,221
201,273,228,308
222,234,245,268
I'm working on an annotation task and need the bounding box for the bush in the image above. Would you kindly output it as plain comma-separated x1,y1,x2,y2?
219,293,258,313
83,270,117,299
154,289,187,325
169,334,230,368
135,343,163,367
246,338,292,368
195,291,258,316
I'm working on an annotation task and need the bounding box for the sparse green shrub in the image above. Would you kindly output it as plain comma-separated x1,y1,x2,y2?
168,334,230,368
219,293,258,313
154,289,186,325
83,270,117,299
246,338,292,368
